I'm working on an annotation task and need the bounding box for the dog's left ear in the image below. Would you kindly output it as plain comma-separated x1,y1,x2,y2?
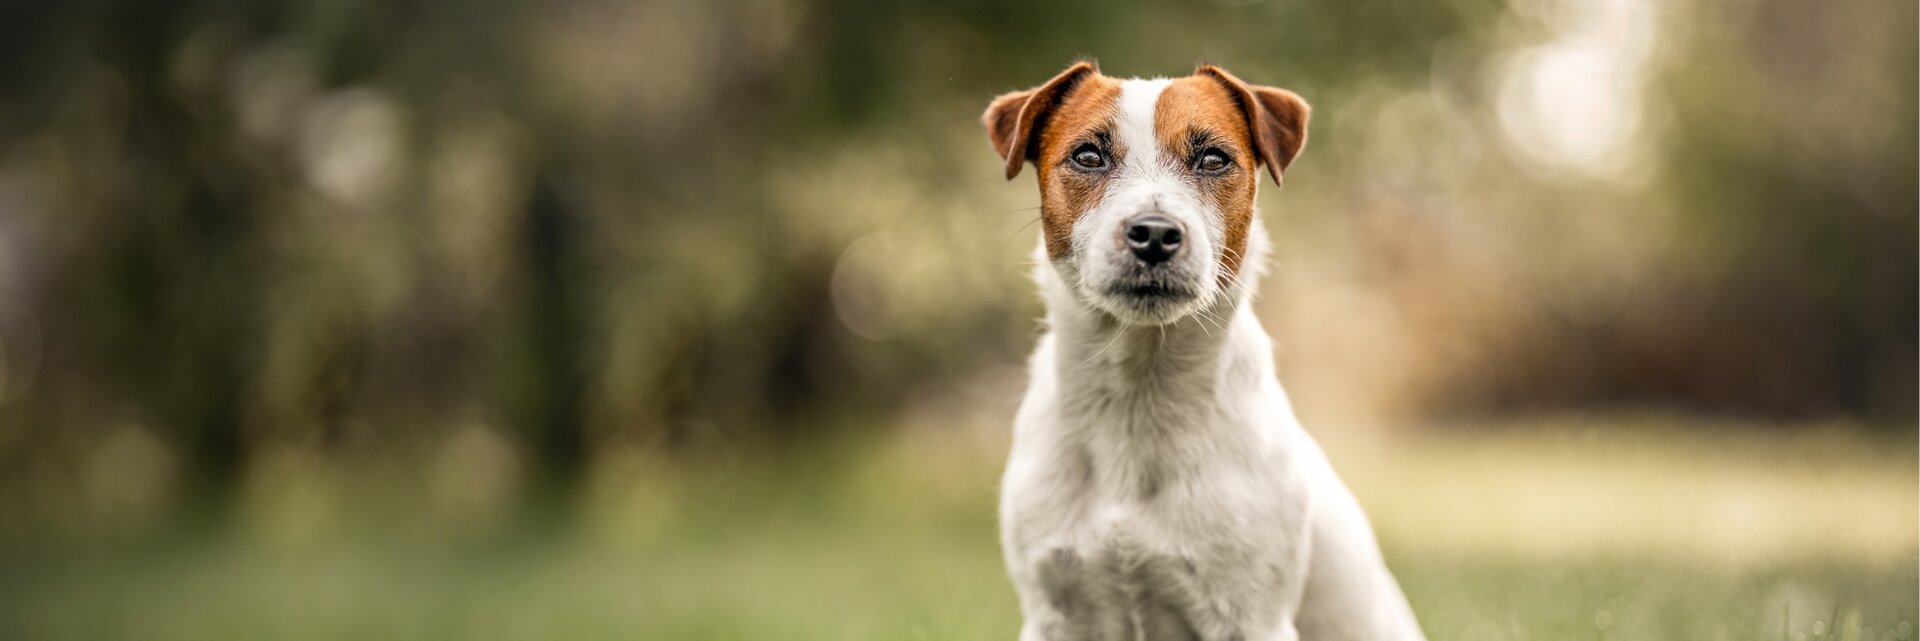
1196,65,1310,185
983,61,1098,180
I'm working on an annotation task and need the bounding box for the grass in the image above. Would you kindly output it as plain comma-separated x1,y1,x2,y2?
0,418,1913,640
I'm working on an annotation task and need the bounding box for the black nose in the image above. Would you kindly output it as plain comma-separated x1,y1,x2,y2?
1125,215,1184,265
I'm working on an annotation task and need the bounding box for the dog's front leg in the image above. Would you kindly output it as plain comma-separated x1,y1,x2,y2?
1137,556,1304,641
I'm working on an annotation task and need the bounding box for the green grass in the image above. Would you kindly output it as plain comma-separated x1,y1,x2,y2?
0,507,1908,640
0,424,1913,640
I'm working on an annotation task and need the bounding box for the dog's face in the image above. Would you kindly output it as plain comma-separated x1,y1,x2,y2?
984,63,1309,325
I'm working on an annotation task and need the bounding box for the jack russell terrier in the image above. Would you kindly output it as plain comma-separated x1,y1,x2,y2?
984,62,1426,641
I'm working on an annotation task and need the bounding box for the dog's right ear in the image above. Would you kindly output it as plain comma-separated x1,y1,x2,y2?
983,61,1098,180
1195,65,1310,186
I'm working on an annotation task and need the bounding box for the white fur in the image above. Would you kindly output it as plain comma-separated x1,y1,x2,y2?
1001,79,1426,641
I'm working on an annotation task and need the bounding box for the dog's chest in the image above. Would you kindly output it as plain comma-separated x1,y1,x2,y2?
1006,459,1310,639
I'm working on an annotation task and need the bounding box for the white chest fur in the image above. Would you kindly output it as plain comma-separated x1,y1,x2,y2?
1001,259,1321,641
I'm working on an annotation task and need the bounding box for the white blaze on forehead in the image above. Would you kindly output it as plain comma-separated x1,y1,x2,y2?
1115,78,1172,171
1096,77,1220,266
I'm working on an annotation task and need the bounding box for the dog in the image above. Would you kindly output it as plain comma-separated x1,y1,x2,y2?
985,61,1426,641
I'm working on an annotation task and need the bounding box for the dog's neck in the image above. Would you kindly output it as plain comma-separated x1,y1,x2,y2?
1030,223,1281,495
1033,219,1279,443
1042,274,1251,386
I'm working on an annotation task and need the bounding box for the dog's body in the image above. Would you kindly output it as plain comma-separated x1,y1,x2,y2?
987,63,1425,641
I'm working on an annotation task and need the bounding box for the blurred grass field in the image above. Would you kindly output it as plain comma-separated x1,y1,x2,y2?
1,416,1911,640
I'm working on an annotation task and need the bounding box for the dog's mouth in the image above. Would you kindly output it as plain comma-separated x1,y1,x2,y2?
1095,274,1201,322
1116,281,1190,300
1070,250,1216,326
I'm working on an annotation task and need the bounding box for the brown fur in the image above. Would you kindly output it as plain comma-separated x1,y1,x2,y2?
984,63,1123,259
1196,66,1311,185
1155,76,1261,278
984,62,1100,180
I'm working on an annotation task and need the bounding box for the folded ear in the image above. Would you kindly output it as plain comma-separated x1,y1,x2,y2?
1196,65,1310,185
982,61,1098,180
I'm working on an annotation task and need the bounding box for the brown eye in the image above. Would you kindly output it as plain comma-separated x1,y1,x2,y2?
1196,149,1231,174
1071,144,1106,170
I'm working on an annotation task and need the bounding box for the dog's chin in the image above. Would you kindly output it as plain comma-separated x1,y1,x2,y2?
1087,281,1206,326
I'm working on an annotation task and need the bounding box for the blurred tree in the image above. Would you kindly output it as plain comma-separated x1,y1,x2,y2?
0,0,1908,528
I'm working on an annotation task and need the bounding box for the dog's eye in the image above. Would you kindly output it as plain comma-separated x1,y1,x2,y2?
1070,144,1106,170
1195,149,1231,174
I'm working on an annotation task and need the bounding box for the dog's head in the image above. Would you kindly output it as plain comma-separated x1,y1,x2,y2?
985,62,1309,326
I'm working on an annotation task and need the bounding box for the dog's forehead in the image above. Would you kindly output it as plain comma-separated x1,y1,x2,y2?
1041,74,1249,158
1084,75,1254,160
1038,75,1123,152
1153,76,1253,150
1113,78,1172,157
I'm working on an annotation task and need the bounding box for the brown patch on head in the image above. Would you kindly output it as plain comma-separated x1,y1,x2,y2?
1154,76,1262,278
983,62,1123,258
1195,66,1311,185
984,62,1098,180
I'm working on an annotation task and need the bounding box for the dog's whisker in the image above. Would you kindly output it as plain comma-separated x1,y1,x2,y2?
1002,216,1045,252
1080,327,1127,367
1192,315,1215,338
1187,304,1227,337
1195,309,1227,337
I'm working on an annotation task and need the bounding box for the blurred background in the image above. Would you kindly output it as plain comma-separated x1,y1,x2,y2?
0,0,1913,639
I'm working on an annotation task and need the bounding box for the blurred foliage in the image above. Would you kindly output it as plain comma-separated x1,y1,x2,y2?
0,0,1911,522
